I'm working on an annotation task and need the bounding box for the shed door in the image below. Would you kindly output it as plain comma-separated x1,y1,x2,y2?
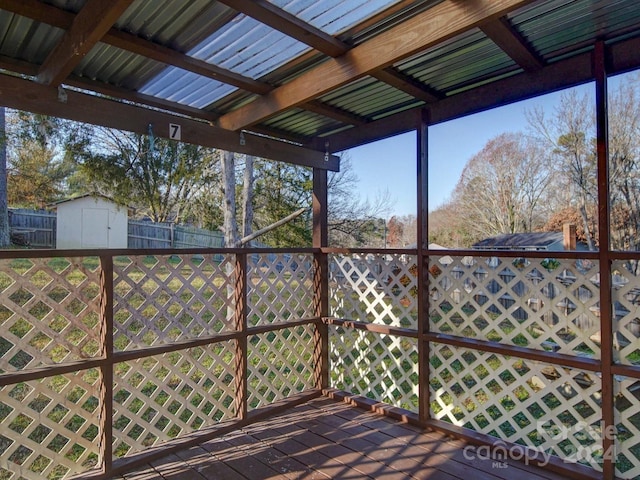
81,208,109,248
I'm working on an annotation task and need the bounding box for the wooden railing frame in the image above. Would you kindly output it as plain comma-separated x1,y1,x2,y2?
0,247,323,479
2,244,640,479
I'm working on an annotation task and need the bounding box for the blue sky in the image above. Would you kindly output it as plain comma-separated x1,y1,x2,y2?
345,81,603,217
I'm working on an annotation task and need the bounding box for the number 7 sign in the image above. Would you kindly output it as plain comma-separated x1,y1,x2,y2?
169,123,181,141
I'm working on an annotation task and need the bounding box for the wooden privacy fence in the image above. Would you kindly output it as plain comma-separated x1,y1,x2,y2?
8,210,56,248
6,212,224,249
2,248,640,479
125,221,225,249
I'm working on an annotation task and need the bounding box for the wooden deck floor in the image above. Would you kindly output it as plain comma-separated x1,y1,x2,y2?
111,397,570,480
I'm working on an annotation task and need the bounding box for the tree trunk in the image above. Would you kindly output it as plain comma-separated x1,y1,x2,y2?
0,107,10,247
221,150,239,247
242,155,254,239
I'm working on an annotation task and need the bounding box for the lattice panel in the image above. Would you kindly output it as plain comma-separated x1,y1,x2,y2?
113,254,236,351
430,343,602,469
112,342,236,457
329,253,418,329
429,256,600,357
0,369,101,480
247,325,315,410
247,253,315,326
614,376,640,479
611,260,640,365
329,326,418,412
0,257,102,373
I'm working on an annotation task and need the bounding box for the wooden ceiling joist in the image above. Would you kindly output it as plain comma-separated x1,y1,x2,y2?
37,0,135,86
304,100,368,127
215,0,350,58
104,29,274,95
216,0,536,132
66,76,220,123
480,16,544,72
0,73,339,171
372,68,441,104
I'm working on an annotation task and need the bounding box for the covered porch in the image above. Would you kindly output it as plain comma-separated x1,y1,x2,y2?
1,1,640,480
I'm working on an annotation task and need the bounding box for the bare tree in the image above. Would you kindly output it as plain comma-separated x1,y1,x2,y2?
607,75,640,250
527,90,597,249
328,155,393,247
453,132,554,241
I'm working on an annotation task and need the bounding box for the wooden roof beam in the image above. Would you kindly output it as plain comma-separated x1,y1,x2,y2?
372,68,442,103
105,30,273,95
480,16,544,72
304,101,368,126
65,76,220,123
37,0,135,86
216,0,349,57
216,0,536,132
0,73,338,171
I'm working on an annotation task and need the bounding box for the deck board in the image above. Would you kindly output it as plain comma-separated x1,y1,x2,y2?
110,397,573,480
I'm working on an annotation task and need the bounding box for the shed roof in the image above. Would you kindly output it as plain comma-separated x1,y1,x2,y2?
49,193,135,213
1,1,639,168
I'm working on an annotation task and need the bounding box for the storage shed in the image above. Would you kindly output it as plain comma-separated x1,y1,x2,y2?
52,194,129,249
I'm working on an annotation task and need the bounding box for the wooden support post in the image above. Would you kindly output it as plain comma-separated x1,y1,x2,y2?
234,253,248,419
417,108,430,423
98,255,114,476
313,168,330,389
594,40,615,480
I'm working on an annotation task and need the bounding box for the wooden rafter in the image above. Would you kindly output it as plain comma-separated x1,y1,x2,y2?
216,0,349,57
105,29,273,95
216,0,536,131
0,73,339,170
304,101,368,126
37,0,135,86
480,16,544,72
372,68,442,104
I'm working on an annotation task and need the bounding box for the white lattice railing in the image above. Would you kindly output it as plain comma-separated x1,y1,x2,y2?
0,250,320,480
325,251,640,478
4,249,640,479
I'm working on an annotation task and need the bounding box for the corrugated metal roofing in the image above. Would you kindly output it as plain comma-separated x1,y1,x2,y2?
0,15,63,66
263,108,344,138
511,0,640,61
320,76,421,119
0,0,639,154
396,30,519,96
271,0,405,36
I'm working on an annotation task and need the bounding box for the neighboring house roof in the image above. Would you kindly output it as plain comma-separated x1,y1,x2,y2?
473,232,565,250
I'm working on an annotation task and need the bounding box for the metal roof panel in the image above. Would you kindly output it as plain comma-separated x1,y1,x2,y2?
395,30,518,94
270,0,404,36
512,0,640,61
